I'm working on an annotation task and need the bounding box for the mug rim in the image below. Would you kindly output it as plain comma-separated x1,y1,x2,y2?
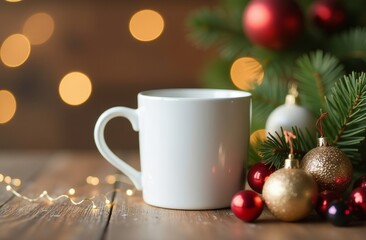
138,88,251,100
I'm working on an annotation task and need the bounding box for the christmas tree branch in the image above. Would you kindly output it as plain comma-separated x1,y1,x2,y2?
324,72,366,163
294,50,344,115
259,127,315,169
258,72,366,169
329,27,366,62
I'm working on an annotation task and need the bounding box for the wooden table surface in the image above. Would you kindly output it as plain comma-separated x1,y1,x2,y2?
0,151,365,240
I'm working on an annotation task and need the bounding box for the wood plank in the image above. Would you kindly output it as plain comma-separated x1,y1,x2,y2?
106,153,366,240
0,151,118,240
0,152,51,206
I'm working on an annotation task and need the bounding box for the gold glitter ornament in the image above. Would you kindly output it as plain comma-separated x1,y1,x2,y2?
300,137,353,192
300,112,353,192
263,154,318,221
262,131,318,222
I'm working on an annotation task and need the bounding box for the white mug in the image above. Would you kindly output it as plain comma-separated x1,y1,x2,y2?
94,89,251,210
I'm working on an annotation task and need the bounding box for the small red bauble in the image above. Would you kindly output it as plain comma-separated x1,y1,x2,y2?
247,162,276,193
231,190,264,222
348,187,366,220
309,0,346,32
316,190,342,218
242,0,304,49
353,175,366,189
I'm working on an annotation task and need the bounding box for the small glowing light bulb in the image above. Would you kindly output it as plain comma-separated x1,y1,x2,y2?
105,199,111,204
6,185,11,191
68,188,76,195
4,176,12,184
126,189,134,196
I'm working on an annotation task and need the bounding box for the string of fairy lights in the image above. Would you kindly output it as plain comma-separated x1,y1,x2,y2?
0,172,137,209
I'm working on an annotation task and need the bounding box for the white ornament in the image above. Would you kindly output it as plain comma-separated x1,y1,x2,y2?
265,86,315,137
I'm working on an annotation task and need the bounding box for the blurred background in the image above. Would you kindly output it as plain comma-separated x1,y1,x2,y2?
0,0,215,150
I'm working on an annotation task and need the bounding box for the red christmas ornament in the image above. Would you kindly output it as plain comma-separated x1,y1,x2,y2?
242,0,304,50
316,190,342,218
353,175,366,189
309,0,346,32
348,187,366,220
247,162,276,193
231,190,264,222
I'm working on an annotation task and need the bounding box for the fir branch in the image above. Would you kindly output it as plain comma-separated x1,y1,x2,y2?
329,27,366,61
294,50,344,115
186,8,250,59
259,127,315,169
250,67,288,131
323,72,366,163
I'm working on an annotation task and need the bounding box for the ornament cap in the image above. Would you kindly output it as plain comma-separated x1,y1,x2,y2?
317,137,329,147
284,154,300,169
285,83,298,105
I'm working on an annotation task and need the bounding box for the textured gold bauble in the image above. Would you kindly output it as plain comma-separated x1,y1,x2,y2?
301,144,353,192
262,166,318,222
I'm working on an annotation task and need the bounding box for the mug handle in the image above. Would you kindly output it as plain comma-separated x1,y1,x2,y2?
94,107,142,190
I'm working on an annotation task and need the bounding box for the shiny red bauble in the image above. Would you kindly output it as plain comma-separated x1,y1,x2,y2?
242,0,304,50
353,175,366,189
309,0,346,32
348,187,366,220
316,190,342,218
247,162,276,193
231,190,264,222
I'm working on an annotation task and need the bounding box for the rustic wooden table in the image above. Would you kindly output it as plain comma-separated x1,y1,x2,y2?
0,151,364,240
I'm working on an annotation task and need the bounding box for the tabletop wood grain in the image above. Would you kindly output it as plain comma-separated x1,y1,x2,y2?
0,151,364,240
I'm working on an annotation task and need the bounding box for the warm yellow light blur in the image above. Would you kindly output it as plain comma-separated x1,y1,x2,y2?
126,189,134,196
1,34,31,67
129,9,164,41
230,57,264,90
23,12,55,45
4,176,12,184
0,90,17,124
68,188,76,195
5,0,22,2
105,175,116,185
59,72,92,106
0,174,4,182
250,129,267,155
12,178,21,187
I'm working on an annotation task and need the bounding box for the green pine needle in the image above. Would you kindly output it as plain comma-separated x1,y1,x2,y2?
324,72,366,163
294,50,344,115
329,27,366,62
259,127,315,169
186,7,249,59
258,72,366,169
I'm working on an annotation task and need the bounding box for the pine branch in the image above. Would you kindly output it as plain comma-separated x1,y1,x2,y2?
186,7,250,58
294,50,344,115
329,27,366,62
259,127,315,169
258,72,366,170
250,66,288,131
323,72,366,164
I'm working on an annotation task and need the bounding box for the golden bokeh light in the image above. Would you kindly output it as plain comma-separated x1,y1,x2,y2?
1,34,31,67
5,0,22,2
230,57,264,90
129,9,164,41
68,188,76,195
250,129,267,155
22,12,55,45
59,72,92,106
105,175,116,185
0,90,17,124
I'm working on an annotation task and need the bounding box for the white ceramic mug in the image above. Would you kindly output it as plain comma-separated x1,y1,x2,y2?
94,89,251,210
